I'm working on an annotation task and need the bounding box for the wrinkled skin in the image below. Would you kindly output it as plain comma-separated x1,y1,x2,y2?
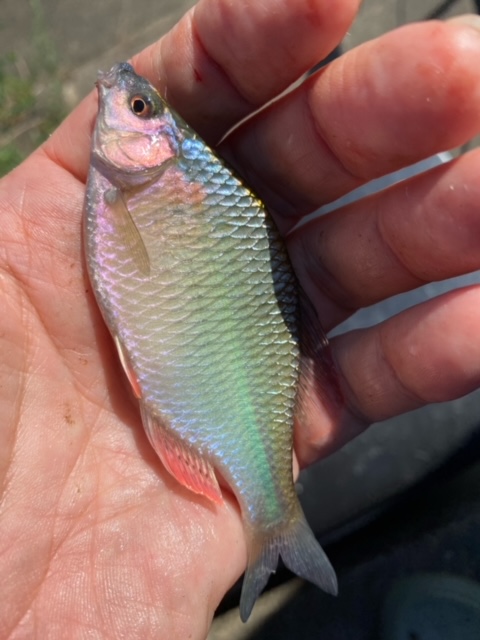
2,1,480,637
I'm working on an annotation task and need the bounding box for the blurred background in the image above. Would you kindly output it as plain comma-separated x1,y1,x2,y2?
3,1,480,638
2,0,479,175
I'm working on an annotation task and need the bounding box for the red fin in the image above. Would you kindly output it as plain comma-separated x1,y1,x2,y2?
140,404,223,505
113,335,142,399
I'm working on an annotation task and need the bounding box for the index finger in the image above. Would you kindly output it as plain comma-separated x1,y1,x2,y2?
43,0,359,181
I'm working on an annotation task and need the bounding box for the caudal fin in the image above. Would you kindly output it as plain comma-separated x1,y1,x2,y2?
239,511,338,622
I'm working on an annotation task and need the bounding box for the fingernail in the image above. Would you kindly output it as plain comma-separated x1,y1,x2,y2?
448,14,480,31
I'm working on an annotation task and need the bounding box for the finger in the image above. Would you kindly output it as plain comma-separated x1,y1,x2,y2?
138,0,359,141
295,286,480,466
43,0,359,182
222,18,480,232
288,149,480,331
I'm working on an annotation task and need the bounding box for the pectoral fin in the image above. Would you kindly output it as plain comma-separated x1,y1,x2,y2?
139,404,223,505
104,188,150,276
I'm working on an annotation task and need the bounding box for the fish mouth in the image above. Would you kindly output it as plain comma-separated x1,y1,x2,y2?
96,70,113,91
96,62,136,91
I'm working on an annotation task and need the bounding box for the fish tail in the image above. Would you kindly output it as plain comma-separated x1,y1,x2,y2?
239,508,338,622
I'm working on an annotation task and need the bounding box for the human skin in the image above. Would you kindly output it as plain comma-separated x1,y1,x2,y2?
2,1,480,638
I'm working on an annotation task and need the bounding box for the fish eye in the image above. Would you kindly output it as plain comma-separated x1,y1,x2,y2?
130,94,154,118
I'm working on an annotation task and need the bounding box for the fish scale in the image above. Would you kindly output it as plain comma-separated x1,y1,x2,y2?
84,62,337,621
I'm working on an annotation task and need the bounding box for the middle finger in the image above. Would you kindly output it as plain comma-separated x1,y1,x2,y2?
222,19,480,233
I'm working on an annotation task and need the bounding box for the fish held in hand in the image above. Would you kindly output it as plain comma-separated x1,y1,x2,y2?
84,62,337,621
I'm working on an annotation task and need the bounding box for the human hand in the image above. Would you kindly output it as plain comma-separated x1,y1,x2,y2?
2,1,480,637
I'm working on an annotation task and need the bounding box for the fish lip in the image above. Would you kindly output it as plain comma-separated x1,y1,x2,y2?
96,68,116,92
96,62,136,91
96,70,113,90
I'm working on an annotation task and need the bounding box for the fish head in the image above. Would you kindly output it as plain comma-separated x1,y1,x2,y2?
92,62,180,185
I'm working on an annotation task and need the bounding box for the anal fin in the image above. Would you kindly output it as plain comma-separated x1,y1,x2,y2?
140,404,223,505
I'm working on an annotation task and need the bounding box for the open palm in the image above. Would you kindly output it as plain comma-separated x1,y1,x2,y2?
2,1,480,638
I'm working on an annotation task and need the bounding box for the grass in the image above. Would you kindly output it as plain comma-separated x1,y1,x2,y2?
0,0,66,177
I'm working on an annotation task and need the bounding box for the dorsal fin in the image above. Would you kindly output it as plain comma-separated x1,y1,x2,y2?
139,404,223,505
294,288,348,455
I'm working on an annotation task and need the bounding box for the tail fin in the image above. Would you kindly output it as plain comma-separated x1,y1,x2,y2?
239,510,338,622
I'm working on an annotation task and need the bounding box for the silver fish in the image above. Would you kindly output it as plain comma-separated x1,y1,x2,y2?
84,62,337,621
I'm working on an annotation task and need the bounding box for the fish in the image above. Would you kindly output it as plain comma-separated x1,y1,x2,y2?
83,62,337,621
